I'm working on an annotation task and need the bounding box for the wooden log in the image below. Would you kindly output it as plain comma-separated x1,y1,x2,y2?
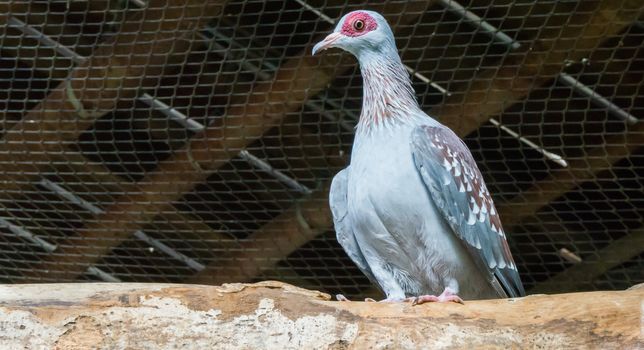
0,281,641,349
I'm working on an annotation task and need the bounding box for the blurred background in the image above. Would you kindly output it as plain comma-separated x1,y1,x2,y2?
0,0,642,299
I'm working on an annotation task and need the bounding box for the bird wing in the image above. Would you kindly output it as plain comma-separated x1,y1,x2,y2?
329,168,380,289
411,125,525,297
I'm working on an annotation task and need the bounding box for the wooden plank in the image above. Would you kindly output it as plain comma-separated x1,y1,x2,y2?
531,225,644,294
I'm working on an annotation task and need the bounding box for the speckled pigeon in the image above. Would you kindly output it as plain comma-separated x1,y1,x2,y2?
312,10,525,303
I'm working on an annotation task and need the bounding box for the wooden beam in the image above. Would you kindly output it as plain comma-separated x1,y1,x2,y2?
1,282,642,348
0,0,230,280
531,225,644,294
60,136,334,285
24,1,432,280
0,146,238,282
0,2,214,143
23,46,343,280
188,187,332,284
56,151,235,241
499,121,644,228
433,0,643,136
190,0,642,288
0,0,226,193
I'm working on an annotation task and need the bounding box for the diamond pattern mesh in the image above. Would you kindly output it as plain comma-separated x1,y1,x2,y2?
0,0,642,299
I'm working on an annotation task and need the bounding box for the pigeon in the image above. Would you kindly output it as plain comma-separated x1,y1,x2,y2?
312,10,525,303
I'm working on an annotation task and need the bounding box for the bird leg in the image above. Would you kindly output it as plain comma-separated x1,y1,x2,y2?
411,287,464,305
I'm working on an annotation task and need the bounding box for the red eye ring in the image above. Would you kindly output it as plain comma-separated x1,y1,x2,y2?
341,12,377,37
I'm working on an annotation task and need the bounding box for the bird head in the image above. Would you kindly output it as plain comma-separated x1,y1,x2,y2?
312,11,396,59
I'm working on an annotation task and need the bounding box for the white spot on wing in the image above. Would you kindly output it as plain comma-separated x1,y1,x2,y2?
453,162,462,177
471,201,480,214
488,257,497,269
467,212,476,225
442,158,452,170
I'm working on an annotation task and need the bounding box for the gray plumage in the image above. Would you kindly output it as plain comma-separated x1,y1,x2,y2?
317,10,525,300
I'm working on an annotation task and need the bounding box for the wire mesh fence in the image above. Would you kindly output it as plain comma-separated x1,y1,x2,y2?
0,0,642,299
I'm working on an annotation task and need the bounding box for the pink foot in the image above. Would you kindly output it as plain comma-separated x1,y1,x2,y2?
412,288,464,305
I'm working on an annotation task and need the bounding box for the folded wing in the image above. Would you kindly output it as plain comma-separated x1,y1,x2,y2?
411,125,525,297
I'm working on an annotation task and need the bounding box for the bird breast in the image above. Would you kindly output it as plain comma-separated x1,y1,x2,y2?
347,124,445,250
345,122,476,295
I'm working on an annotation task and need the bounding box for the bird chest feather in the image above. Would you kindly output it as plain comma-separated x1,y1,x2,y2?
347,124,446,251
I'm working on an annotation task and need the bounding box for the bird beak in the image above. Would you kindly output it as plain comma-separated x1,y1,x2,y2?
312,32,342,55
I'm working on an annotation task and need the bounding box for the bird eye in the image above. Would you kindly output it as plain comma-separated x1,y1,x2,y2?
353,19,365,31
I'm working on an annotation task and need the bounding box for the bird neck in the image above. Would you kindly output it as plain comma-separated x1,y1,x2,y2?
357,50,421,134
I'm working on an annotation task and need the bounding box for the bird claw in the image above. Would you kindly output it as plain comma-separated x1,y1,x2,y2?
411,288,464,305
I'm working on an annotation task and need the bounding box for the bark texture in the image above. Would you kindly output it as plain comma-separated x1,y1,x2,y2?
0,281,641,349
